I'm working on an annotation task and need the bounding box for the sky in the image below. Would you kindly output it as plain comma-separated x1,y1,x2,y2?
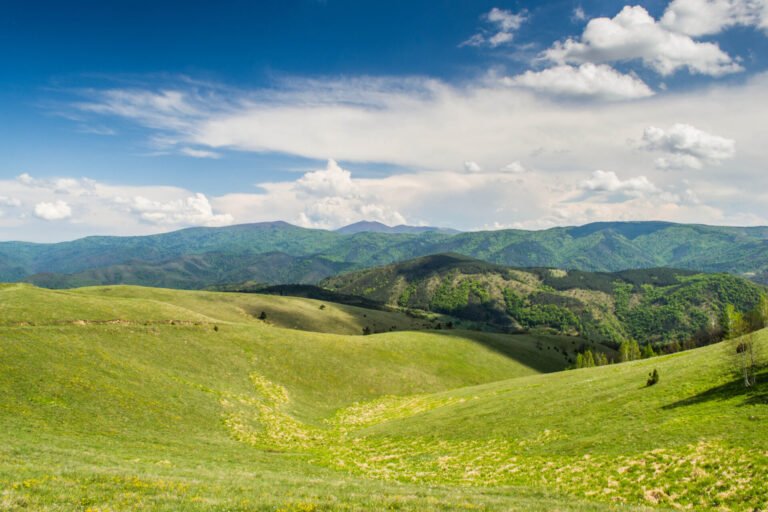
1,0,767,241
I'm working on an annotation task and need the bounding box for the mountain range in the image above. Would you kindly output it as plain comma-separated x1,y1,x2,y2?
2,220,768,288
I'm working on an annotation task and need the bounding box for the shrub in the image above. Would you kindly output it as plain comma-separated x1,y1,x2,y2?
258,311,267,320
646,369,660,387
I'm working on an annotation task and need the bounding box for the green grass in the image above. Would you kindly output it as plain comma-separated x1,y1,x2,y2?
0,283,440,335
1,284,766,510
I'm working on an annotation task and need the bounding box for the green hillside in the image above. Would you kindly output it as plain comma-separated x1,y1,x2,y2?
6,221,768,288
0,284,765,510
0,283,448,336
22,251,354,291
322,253,765,347
2,284,615,511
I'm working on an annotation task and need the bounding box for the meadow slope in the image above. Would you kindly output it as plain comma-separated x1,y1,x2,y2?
0,284,765,511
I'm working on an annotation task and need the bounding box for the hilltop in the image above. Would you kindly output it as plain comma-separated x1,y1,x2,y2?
0,282,765,510
322,253,765,347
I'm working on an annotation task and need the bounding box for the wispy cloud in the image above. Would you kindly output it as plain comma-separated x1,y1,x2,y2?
460,7,527,48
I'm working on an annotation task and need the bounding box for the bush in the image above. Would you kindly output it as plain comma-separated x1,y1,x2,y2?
258,311,267,320
362,326,372,335
646,369,660,387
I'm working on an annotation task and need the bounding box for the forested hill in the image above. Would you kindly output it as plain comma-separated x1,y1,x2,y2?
4,220,768,288
321,253,766,348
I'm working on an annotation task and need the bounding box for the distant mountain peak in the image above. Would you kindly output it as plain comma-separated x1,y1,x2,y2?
335,220,460,235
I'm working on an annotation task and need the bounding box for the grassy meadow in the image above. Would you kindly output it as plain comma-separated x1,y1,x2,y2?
1,283,766,511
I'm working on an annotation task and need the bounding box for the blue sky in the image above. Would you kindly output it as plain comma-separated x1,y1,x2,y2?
1,0,767,241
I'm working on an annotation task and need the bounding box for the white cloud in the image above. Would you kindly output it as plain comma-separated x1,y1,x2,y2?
0,174,236,240
641,123,735,169
544,5,743,76
124,193,233,226
580,170,660,196
16,173,37,186
661,0,768,36
55,71,768,235
501,161,526,173
572,7,587,22
71,72,768,174
504,63,654,100
0,196,21,207
34,201,72,221
290,160,406,228
464,161,482,172
461,7,527,48
294,159,357,197
180,147,221,159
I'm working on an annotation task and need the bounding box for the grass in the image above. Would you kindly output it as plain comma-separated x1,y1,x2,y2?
1,283,766,510
0,283,443,335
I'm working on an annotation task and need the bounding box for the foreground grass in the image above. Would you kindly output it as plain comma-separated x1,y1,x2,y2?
1,284,765,510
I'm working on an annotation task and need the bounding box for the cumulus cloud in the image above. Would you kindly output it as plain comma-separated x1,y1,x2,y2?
464,161,482,172
661,0,768,36
544,5,743,76
461,7,527,48
289,160,406,228
294,159,357,197
504,63,654,101
580,170,660,196
641,123,735,169
0,173,237,240
34,200,72,221
124,193,233,226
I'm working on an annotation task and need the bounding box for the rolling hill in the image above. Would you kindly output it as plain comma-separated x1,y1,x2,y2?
6,220,768,289
0,283,765,510
322,253,766,347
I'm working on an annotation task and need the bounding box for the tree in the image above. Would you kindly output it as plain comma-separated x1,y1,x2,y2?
736,330,759,388
722,302,760,388
258,311,267,320
646,369,659,386
619,339,641,362
362,326,372,335
754,293,768,329
594,352,608,366
642,344,656,359
721,305,743,340
583,350,596,368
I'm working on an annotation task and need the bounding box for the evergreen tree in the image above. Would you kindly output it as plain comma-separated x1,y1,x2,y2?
583,350,596,368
